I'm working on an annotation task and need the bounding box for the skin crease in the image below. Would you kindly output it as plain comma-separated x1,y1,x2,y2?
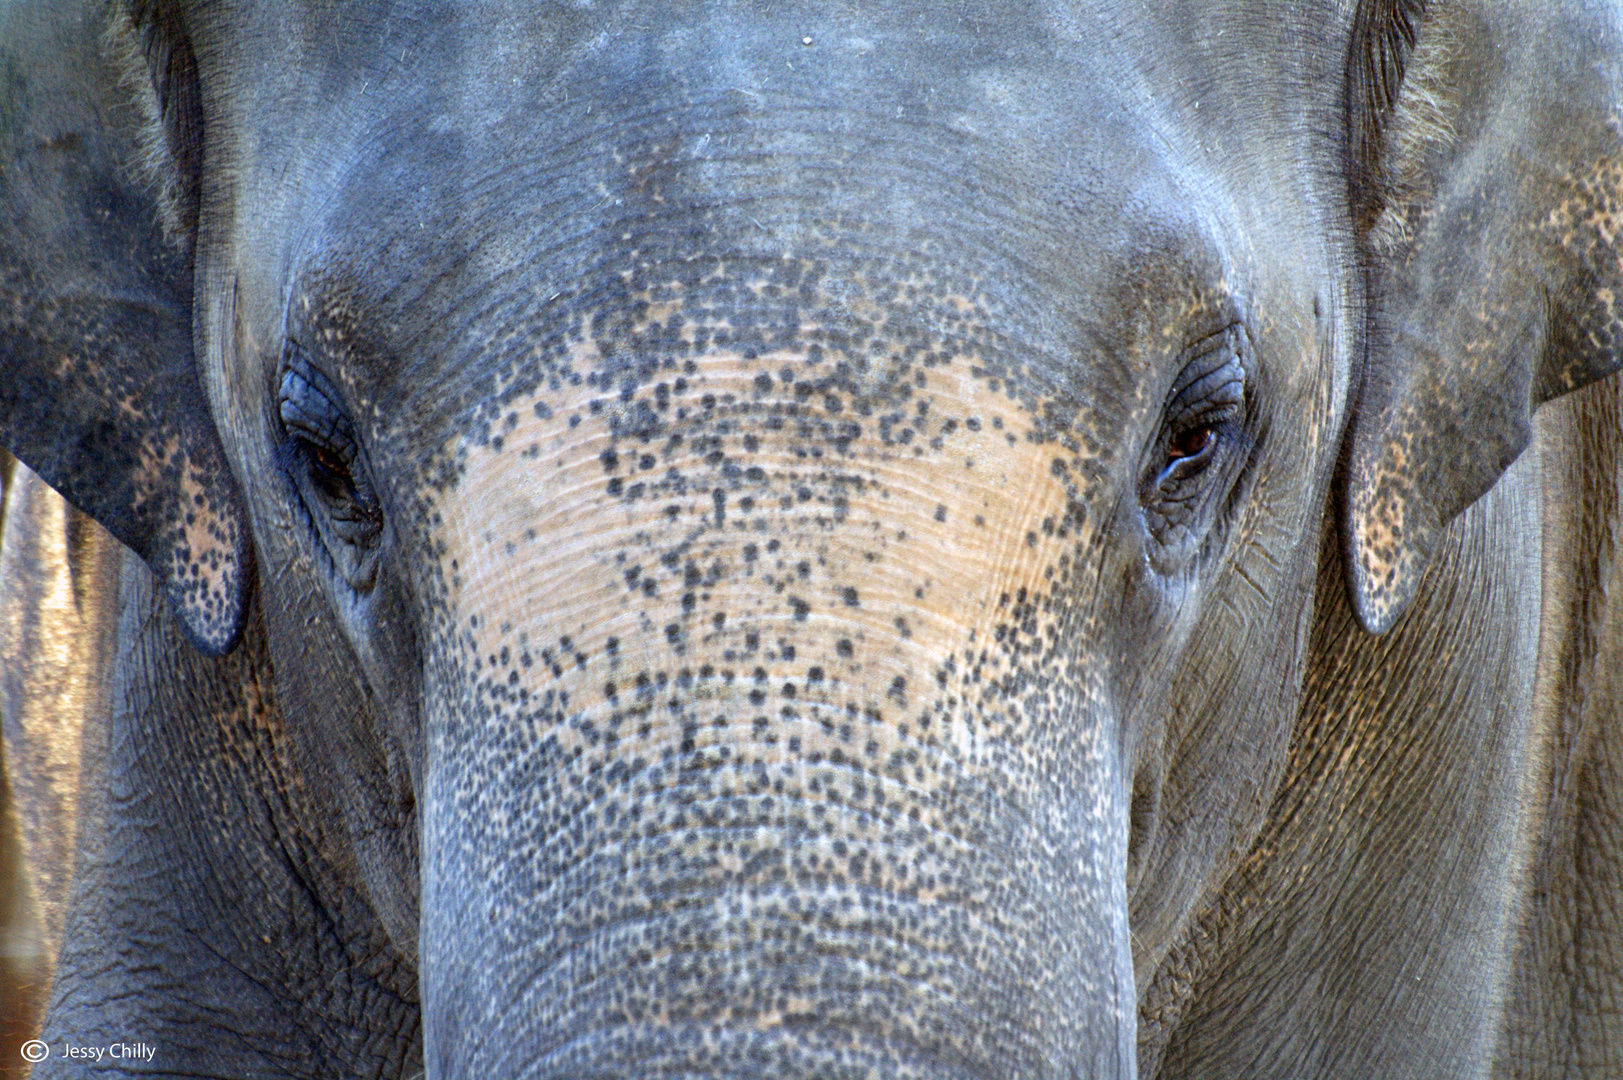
1,1,1621,1080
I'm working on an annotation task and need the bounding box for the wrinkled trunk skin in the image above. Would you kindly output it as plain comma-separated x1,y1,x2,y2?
413,346,1139,1077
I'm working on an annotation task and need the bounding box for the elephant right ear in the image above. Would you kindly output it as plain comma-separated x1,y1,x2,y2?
1342,0,1623,633
0,2,249,654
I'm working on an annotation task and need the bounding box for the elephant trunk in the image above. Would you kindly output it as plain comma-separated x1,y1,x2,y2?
417,677,1138,1078
406,265,1142,1073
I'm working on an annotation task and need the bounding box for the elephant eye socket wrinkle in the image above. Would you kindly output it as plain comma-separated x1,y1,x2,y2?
277,340,383,591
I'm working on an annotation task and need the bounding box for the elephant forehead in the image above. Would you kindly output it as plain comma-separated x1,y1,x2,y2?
424,331,1114,766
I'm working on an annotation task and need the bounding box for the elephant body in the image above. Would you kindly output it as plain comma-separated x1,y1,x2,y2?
2,1,1621,1077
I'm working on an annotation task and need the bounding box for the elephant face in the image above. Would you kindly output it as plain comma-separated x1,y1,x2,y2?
206,6,1341,1072
5,0,1620,1077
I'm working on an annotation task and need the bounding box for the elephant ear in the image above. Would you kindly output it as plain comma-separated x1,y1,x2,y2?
1343,0,1623,633
0,1,248,654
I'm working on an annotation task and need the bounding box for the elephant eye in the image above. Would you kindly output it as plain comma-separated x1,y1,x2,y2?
304,441,355,501
1139,322,1252,573
278,340,383,590
1153,325,1246,485
1167,424,1217,463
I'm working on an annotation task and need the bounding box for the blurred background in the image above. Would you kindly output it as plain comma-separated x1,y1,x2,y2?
1,449,48,1078
1,754,45,1080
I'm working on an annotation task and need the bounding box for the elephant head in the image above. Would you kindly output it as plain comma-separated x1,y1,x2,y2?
2,0,1618,1077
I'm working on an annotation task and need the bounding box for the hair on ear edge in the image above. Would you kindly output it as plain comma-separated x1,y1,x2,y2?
1346,0,1428,236
99,1,200,253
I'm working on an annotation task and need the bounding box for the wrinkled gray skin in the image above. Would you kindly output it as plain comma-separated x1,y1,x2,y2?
2,0,1622,1077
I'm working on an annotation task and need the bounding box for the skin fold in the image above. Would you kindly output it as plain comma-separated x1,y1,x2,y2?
0,1,1620,1078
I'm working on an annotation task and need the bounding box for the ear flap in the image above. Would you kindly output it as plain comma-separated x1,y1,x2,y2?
1343,0,1623,632
0,1,249,654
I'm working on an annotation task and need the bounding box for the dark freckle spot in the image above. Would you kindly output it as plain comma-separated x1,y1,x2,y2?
842,586,859,607
682,591,697,611
754,373,773,394
569,415,581,428
607,477,623,496
491,435,504,451
966,417,981,431
666,623,681,644
767,539,781,553
743,543,759,563
975,515,985,527
789,596,810,620
600,449,619,472
605,637,619,655
1026,531,1038,548
743,434,760,452
639,454,655,470
934,504,947,522
797,560,811,578
713,612,726,630
807,667,824,682
836,639,853,658
604,682,617,699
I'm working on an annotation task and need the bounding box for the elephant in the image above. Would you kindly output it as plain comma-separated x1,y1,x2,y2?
2,0,1621,1076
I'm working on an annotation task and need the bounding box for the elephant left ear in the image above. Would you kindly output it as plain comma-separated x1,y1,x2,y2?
1343,0,1623,633
0,2,250,655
